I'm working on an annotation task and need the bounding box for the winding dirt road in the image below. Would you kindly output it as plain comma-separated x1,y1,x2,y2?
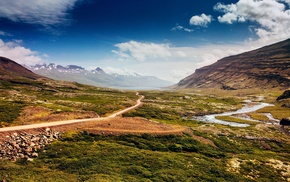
0,93,144,132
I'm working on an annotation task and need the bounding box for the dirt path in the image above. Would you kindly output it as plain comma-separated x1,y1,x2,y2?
0,93,144,132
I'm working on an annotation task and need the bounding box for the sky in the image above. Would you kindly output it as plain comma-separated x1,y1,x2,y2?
0,0,290,83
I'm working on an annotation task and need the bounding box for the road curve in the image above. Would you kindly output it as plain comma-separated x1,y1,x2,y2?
0,94,144,132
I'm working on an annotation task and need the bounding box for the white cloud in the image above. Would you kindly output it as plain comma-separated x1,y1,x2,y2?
280,0,290,6
113,41,173,61
170,68,194,80
0,0,77,28
0,30,12,37
0,39,44,65
103,67,137,76
171,25,193,32
189,13,212,27
214,0,290,43
111,40,264,82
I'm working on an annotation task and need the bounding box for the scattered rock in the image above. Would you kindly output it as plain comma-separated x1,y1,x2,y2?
0,128,61,161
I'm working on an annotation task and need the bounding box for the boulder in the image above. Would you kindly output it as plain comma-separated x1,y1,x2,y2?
280,118,290,126
27,158,34,162
277,90,290,101
32,152,38,157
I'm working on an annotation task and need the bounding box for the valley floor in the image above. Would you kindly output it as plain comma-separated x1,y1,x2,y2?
0,86,289,181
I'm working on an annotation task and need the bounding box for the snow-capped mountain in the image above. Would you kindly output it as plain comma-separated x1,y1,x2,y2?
27,63,173,89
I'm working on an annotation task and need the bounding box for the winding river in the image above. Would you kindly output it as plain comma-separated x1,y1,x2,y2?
192,101,275,127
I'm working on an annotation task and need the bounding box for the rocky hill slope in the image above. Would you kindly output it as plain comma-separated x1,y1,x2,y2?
177,39,290,90
0,57,42,80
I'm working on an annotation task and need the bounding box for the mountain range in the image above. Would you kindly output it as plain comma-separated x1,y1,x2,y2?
176,39,290,90
2,38,290,91
27,63,173,89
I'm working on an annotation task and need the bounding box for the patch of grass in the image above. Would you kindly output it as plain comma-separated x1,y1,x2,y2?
124,90,243,125
1,132,289,181
249,113,270,121
0,78,138,124
215,116,258,125
0,101,25,125
257,106,290,120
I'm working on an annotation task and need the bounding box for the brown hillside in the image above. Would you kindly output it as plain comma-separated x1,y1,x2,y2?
177,39,290,90
0,56,41,80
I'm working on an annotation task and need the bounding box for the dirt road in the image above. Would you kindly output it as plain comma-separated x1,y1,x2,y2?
0,94,144,132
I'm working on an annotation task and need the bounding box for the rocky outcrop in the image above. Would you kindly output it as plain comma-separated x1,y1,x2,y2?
277,90,290,101
0,128,61,162
176,39,290,89
280,118,290,126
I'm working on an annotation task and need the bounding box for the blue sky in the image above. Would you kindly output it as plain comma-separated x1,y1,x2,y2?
0,0,290,82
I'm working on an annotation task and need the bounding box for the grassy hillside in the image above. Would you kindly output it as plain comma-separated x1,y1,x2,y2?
1,131,290,181
0,78,137,127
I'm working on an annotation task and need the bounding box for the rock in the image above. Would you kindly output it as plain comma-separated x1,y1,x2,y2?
45,128,51,133
10,141,17,147
260,141,272,150
27,158,34,162
221,85,236,90
11,157,17,162
25,147,33,154
277,90,290,101
32,152,38,157
282,103,290,108
280,118,290,126
0,129,61,161
14,144,20,150
31,137,40,142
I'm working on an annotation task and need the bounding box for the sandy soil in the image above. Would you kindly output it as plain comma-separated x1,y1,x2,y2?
52,117,188,135
0,117,189,142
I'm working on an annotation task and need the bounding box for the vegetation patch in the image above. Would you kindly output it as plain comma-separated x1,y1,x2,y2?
1,132,289,181
0,101,25,126
256,106,290,120
215,116,258,126
0,79,137,125
124,90,242,125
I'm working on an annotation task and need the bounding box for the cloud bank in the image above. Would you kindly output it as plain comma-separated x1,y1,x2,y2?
0,39,44,65
214,0,290,43
111,40,258,82
0,0,77,27
187,0,290,44
112,41,173,62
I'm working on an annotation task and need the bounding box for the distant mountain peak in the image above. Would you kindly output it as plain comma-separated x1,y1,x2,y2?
27,63,173,89
66,65,85,70
92,67,106,75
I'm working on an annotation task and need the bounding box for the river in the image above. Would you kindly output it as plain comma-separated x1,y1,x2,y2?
192,101,275,127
